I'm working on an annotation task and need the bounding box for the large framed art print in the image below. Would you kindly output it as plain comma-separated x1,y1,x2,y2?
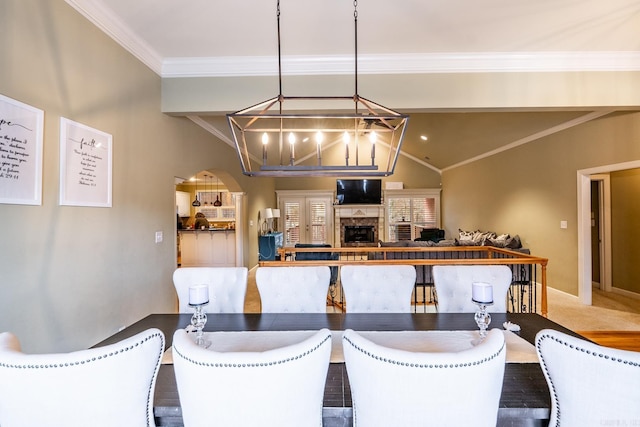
59,117,113,207
0,94,44,205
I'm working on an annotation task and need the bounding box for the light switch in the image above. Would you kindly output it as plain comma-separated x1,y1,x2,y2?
155,231,163,243
560,221,568,229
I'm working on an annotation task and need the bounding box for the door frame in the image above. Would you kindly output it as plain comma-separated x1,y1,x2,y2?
277,190,335,246
590,174,611,292
578,160,640,305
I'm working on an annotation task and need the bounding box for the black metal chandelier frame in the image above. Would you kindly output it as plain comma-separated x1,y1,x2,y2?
227,0,409,177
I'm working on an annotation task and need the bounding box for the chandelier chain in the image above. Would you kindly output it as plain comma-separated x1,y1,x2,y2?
354,0,359,104
277,0,283,99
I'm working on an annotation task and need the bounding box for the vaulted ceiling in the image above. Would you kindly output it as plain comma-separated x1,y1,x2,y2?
66,0,640,172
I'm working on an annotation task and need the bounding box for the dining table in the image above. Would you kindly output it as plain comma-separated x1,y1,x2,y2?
94,312,584,427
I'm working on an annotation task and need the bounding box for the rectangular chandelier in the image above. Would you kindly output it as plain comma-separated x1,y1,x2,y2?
227,95,409,177
226,0,409,178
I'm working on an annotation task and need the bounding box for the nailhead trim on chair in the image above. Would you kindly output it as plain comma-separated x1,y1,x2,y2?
343,335,505,368
174,333,332,367
0,332,164,369
0,331,165,427
536,331,640,427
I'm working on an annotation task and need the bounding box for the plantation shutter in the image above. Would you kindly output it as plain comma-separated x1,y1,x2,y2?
309,201,327,244
284,201,301,245
387,194,439,241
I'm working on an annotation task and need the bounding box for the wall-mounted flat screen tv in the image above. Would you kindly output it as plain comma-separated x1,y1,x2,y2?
336,179,382,205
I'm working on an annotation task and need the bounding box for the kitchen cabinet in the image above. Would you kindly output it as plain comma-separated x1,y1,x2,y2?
179,230,236,267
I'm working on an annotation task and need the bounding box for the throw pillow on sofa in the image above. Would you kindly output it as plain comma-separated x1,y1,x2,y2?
486,234,522,249
458,229,476,242
458,229,496,246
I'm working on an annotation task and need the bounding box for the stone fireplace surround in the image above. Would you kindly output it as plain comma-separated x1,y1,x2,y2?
334,205,384,247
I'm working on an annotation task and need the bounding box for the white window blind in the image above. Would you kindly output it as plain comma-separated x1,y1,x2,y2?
284,202,301,245
387,192,439,241
309,201,327,244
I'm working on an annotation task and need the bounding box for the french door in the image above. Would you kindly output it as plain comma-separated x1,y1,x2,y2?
278,194,333,246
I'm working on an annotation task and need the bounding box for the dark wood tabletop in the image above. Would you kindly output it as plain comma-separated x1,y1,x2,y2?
95,313,582,427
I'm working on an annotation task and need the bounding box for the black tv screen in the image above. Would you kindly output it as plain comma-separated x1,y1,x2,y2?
336,179,382,205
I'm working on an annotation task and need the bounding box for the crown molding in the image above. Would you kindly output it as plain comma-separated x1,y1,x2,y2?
162,51,640,78
65,1,640,79
65,0,163,75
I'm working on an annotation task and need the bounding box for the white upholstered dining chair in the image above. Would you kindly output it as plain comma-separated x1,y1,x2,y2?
433,265,512,312
173,267,248,313
172,328,332,427
0,328,164,427
340,265,416,313
536,329,640,426
343,328,506,427
255,266,331,313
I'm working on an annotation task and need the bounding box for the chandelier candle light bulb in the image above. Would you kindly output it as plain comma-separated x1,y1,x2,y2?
288,132,295,165
262,132,268,164
344,131,350,165
316,131,323,165
370,131,377,165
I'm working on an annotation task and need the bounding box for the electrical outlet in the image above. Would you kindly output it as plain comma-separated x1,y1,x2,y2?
155,231,163,243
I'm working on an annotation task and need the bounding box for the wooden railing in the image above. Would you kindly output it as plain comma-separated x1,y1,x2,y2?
258,246,549,316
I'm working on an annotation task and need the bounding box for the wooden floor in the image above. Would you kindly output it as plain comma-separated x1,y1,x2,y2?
577,331,640,352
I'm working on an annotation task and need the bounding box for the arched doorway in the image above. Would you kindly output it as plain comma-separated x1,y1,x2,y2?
175,169,245,268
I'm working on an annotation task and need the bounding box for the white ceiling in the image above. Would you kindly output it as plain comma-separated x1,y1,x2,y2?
66,0,640,171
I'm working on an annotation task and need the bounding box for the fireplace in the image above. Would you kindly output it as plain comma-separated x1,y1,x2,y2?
340,217,379,247
334,205,384,247
344,225,375,244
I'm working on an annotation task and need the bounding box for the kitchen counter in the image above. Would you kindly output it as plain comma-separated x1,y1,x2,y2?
179,229,236,267
180,228,235,232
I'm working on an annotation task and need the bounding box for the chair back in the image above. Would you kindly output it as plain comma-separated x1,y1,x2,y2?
294,243,339,284
536,329,640,426
173,328,331,427
256,266,330,313
340,265,416,313
343,328,506,427
433,265,512,312
0,328,164,427
173,267,248,313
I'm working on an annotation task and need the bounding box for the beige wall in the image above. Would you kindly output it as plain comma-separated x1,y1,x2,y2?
0,0,274,353
442,112,640,295
611,168,640,293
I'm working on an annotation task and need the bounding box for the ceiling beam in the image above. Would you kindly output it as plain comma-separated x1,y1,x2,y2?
442,110,616,172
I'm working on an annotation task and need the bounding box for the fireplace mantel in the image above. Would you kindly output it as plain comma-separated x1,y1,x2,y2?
334,204,385,247
334,204,383,218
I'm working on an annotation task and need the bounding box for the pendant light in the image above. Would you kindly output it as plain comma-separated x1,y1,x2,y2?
226,0,408,177
191,174,201,207
213,177,222,207
203,174,209,205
